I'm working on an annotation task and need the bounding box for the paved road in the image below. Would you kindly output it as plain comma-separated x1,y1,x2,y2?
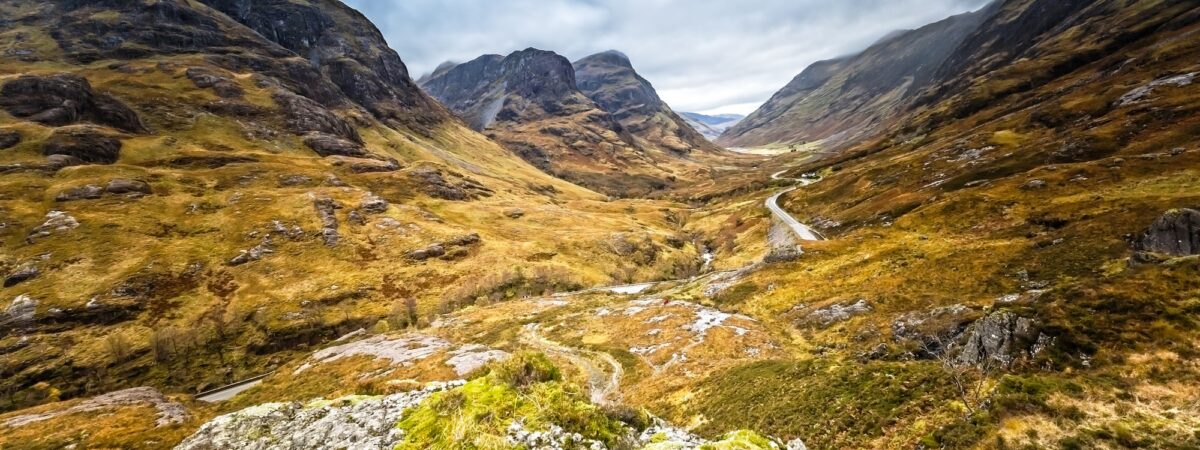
767,171,824,241
196,375,268,403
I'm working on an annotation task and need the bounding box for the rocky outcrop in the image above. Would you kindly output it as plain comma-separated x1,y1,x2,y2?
1,387,188,429
0,74,146,133
312,197,341,247
229,237,275,267
800,299,872,327
359,193,389,214
272,90,362,144
954,311,1049,368
175,382,457,450
0,130,20,149
408,166,492,201
1132,209,1200,256
3,266,39,288
105,178,152,196
185,67,244,98
42,127,123,164
26,210,79,243
302,133,369,158
891,304,982,356
2,295,37,330
54,185,104,202
55,179,151,202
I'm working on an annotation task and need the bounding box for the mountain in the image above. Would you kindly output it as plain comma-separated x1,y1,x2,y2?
420,49,726,197
680,112,745,140
420,48,686,196
573,50,721,154
0,0,716,436
719,4,995,148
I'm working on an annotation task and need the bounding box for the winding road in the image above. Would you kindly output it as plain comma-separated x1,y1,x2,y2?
768,170,825,241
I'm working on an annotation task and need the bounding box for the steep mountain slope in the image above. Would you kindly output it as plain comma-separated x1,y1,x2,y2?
720,4,996,148
421,49,731,197
678,0,1200,448
420,49,670,196
573,50,720,155
0,0,714,426
680,112,744,140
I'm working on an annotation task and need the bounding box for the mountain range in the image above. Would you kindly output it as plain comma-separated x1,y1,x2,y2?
679,112,745,140
419,48,723,196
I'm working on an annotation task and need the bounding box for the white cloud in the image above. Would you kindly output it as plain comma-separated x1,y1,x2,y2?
346,0,992,114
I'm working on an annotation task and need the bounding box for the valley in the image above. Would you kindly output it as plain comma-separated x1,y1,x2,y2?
2,0,1200,449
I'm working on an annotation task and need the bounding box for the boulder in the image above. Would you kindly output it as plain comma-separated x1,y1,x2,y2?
185,67,244,98
954,311,1048,368
42,127,122,164
891,304,981,356
3,266,39,288
0,73,145,133
503,208,526,219
26,210,80,242
446,233,481,247
229,238,274,266
803,299,872,327
272,90,361,143
359,193,389,214
55,185,105,202
1020,179,1047,190
105,178,152,195
303,132,369,158
1132,208,1200,256
0,130,20,149
2,295,37,330
313,197,341,247
407,244,446,261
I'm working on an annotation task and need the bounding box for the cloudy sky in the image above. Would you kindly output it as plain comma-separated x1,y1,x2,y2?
345,0,991,115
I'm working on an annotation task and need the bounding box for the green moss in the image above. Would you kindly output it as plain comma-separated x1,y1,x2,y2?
395,353,627,449
698,430,780,449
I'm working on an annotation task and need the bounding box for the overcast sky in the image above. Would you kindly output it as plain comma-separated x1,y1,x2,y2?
345,0,991,115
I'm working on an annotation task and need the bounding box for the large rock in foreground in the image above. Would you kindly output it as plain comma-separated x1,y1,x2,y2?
1133,208,1200,256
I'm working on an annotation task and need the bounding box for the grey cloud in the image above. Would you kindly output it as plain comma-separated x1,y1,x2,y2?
346,0,992,114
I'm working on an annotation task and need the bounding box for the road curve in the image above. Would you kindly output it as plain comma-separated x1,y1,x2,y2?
767,171,824,241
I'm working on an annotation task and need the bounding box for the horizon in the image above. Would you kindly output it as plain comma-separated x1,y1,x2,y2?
343,0,992,116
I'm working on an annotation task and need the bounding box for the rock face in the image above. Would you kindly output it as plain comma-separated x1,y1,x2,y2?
3,266,40,288
420,49,688,196
175,383,458,450
42,127,123,164
313,197,342,247
196,0,448,133
801,299,873,327
0,130,20,149
573,50,718,154
954,311,1047,368
1133,209,1200,256
2,295,38,330
26,210,80,242
0,74,146,133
